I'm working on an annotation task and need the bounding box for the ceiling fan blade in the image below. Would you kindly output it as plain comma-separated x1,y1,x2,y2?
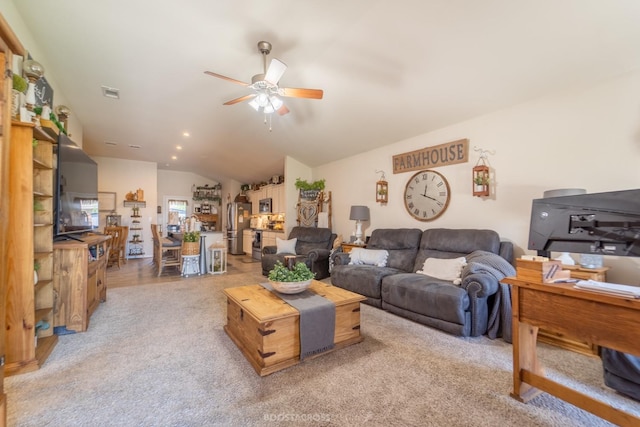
280,87,324,99
223,94,255,105
277,104,290,116
264,58,287,85
204,71,249,86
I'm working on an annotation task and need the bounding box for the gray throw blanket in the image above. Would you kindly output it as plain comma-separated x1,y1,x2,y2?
260,282,336,360
462,250,516,343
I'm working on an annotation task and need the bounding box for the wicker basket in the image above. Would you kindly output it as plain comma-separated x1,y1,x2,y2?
182,241,200,255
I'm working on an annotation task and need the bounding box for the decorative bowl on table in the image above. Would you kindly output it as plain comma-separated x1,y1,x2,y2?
269,279,313,294
267,260,315,294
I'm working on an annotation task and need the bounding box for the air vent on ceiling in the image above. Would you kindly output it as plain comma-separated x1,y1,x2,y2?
104,141,118,146
128,144,141,149
101,86,120,99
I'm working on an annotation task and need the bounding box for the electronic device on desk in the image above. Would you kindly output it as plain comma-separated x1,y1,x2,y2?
527,188,640,401
528,189,640,258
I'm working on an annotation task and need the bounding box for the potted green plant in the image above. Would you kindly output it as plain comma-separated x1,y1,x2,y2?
295,178,326,200
11,73,27,119
268,260,315,294
182,231,201,255
473,175,489,191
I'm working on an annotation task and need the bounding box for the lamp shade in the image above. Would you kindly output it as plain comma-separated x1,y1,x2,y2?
349,205,370,221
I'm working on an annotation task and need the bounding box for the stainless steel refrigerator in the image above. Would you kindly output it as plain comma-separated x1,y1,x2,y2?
227,202,251,255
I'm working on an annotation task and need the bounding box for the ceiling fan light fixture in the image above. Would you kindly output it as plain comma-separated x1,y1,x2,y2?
205,40,321,129
256,93,269,107
263,104,275,114
248,98,260,111
270,95,283,110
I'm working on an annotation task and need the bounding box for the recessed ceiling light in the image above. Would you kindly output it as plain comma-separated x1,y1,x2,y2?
101,85,120,99
104,141,118,146
171,155,177,160
183,132,190,137
176,145,182,150
129,144,141,149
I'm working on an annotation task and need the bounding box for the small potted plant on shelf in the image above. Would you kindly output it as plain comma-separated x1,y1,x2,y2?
268,260,315,294
182,231,201,255
12,73,27,119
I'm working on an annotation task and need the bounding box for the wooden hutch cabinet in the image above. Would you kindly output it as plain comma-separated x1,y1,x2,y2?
53,234,110,333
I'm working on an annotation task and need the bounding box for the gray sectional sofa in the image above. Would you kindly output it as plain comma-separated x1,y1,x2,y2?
331,228,514,338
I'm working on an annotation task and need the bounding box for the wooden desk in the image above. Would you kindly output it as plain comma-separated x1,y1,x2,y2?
502,277,640,426
537,266,610,355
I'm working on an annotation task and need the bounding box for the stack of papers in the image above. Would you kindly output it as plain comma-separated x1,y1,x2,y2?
575,280,640,298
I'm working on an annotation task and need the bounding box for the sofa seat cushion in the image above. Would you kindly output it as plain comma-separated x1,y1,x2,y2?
381,273,470,326
331,264,403,299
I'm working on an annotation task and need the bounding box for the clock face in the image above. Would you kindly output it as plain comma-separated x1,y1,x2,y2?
403,170,451,221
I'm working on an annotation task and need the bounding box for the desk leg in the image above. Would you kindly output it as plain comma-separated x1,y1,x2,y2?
512,321,545,402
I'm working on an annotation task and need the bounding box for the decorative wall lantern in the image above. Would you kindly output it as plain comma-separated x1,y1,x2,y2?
375,170,388,204
472,147,494,197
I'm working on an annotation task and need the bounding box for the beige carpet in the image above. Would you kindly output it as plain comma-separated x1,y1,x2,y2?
5,267,639,426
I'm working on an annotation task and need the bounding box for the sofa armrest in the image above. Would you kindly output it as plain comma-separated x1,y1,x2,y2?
307,248,331,263
262,245,277,255
461,273,499,298
499,241,514,265
332,252,351,266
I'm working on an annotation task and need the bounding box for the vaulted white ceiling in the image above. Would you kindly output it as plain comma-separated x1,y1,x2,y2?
12,0,640,184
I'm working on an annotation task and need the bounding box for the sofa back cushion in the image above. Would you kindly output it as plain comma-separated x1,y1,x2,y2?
367,228,422,272
288,227,335,254
413,228,500,272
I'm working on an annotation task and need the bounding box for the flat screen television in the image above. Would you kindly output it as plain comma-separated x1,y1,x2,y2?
54,133,99,238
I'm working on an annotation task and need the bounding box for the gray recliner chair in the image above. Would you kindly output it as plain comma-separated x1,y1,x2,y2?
261,227,337,280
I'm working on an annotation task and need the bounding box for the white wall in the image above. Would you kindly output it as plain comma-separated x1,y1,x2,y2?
0,0,83,143
315,69,640,285
94,156,157,259
284,156,312,235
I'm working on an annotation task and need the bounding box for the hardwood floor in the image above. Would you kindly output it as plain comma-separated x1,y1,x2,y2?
106,254,263,288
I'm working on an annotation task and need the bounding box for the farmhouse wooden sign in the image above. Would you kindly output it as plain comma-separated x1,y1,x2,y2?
392,139,469,174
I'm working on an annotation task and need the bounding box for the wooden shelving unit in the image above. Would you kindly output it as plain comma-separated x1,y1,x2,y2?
125,201,145,258
4,121,58,376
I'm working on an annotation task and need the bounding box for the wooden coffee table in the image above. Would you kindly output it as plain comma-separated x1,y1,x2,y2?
224,280,366,376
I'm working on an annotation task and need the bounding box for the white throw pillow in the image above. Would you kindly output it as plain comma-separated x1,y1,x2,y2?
417,257,467,285
348,248,389,267
276,237,297,254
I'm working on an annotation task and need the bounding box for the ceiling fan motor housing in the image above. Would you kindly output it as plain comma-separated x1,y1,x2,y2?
257,41,272,55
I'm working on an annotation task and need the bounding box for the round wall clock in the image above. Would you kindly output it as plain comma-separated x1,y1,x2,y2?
403,170,451,221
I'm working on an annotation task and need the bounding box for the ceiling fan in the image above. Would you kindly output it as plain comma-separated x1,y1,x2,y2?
204,41,323,117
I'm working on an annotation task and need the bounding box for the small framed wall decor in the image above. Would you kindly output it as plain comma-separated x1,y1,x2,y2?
98,192,116,212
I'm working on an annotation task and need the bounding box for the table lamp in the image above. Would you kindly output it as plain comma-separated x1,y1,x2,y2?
349,205,369,245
